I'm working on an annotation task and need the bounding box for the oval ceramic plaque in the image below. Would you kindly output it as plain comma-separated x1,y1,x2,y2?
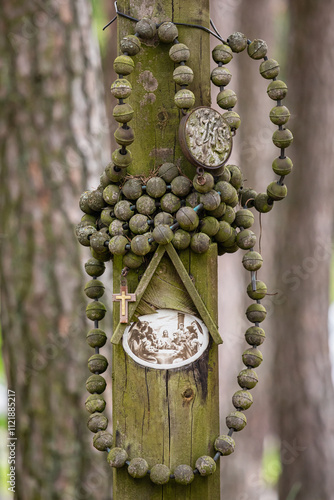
123,309,209,370
179,106,232,170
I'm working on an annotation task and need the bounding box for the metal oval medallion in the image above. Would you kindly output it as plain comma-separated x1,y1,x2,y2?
179,106,232,170
123,309,209,370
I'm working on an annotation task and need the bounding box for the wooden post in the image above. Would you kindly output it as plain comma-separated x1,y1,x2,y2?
112,0,220,498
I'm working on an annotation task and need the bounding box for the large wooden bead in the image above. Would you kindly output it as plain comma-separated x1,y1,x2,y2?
158,21,178,42
169,43,190,62
235,209,254,229
128,458,149,478
90,231,109,254
201,217,219,237
243,347,263,368
232,390,253,410
186,191,201,208
122,179,142,200
135,18,157,39
214,435,235,456
215,181,236,204
216,166,231,182
174,89,195,109
109,219,128,236
267,80,288,100
171,176,192,197
123,251,144,269
90,248,111,263
227,165,243,189
146,177,167,198
100,207,115,226
260,58,280,79
152,224,174,244
245,326,266,346
112,148,132,169
76,224,97,247
173,65,194,86
136,195,156,215
88,188,105,212
247,39,268,59
212,44,233,64
273,128,293,148
214,221,233,243
109,235,128,256
228,32,247,53
99,172,111,189
195,456,216,476
93,430,113,451
200,190,221,211
131,235,151,256
80,191,96,215
113,103,134,123
190,233,210,254
240,188,257,208
129,214,149,234
105,163,127,183
154,211,174,226
85,394,106,413
193,172,214,193
267,182,288,201
86,301,107,321
176,207,199,231
226,411,247,431
217,89,237,109
270,105,290,126
107,447,128,468
254,193,273,213
220,227,237,248
211,66,232,87
272,156,293,176
85,258,105,277
161,193,181,213
113,55,134,75
86,374,106,394
114,200,134,221
120,35,141,56
158,162,179,182
103,184,120,205
209,202,226,219
150,464,170,485
114,126,135,147
110,78,132,99
174,465,194,485
238,368,258,389
84,280,105,299
236,229,256,250
247,281,267,300
86,328,107,348
88,354,108,374
223,110,241,130
246,303,267,323
172,229,191,250
87,413,108,433
242,251,263,271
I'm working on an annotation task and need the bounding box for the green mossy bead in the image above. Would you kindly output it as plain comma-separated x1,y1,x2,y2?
86,301,107,322
227,191,239,208
144,232,158,252
110,78,132,99
129,214,149,234
105,163,127,183
254,193,273,213
146,177,167,198
135,18,157,39
120,35,141,55
174,89,195,109
174,464,194,485
215,181,236,204
99,172,111,189
212,44,233,64
232,390,253,410
173,65,194,85
226,411,247,431
235,209,254,229
86,328,107,348
220,206,235,224
85,258,105,277
169,43,190,62
223,242,239,254
190,233,210,254
76,224,96,247
154,211,174,226
89,231,109,255
152,224,174,244
88,188,105,212
90,248,111,263
217,89,237,109
81,214,97,225
113,103,134,123
246,303,267,323
211,66,232,87
242,251,263,271
214,221,233,243
114,200,134,221
247,281,267,300
86,374,106,394
236,229,256,250
240,188,257,208
100,207,115,226
88,354,108,374
228,32,247,53
245,326,266,346
223,111,241,130
85,394,106,414
209,202,226,218
259,58,280,79
220,227,237,248
150,464,170,485
171,176,192,197
161,193,181,213
272,156,293,176
273,128,293,149
214,435,235,456
93,430,113,452
122,251,144,269
216,167,231,182
128,458,149,478
136,195,156,215
114,126,135,147
238,368,258,389
113,55,134,75
176,207,199,231
84,280,105,299
109,235,129,256
112,148,132,168
247,39,268,59
242,347,263,368
172,229,191,250
267,80,288,101
267,182,288,201
103,184,120,206
193,172,215,193
186,191,201,208
158,163,179,182
270,105,290,126
227,165,243,189
201,217,220,237
87,413,108,433
200,190,221,211
107,447,128,468
131,235,151,256
195,456,216,476
158,21,178,42
109,219,128,237
122,179,142,200
80,191,96,215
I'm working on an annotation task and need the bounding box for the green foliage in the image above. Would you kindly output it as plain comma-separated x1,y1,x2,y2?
262,441,281,487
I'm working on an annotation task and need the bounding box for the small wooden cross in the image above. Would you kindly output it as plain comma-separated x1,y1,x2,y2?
112,283,136,324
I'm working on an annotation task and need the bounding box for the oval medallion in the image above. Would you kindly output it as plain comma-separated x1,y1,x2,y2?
179,106,232,170
123,309,209,370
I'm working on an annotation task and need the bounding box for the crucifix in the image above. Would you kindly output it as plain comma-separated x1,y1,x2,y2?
112,279,136,324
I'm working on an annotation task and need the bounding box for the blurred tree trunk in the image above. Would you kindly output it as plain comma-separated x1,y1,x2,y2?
273,1,334,499
0,1,111,499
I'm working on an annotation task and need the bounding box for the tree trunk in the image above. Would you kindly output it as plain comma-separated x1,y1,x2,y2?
273,1,334,499
0,1,111,498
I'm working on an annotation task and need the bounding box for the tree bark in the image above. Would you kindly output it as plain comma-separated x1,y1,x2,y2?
0,1,111,498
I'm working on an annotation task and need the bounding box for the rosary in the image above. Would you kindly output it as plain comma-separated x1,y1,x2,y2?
75,4,292,487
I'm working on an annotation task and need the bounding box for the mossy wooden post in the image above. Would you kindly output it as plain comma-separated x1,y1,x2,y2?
112,0,220,498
